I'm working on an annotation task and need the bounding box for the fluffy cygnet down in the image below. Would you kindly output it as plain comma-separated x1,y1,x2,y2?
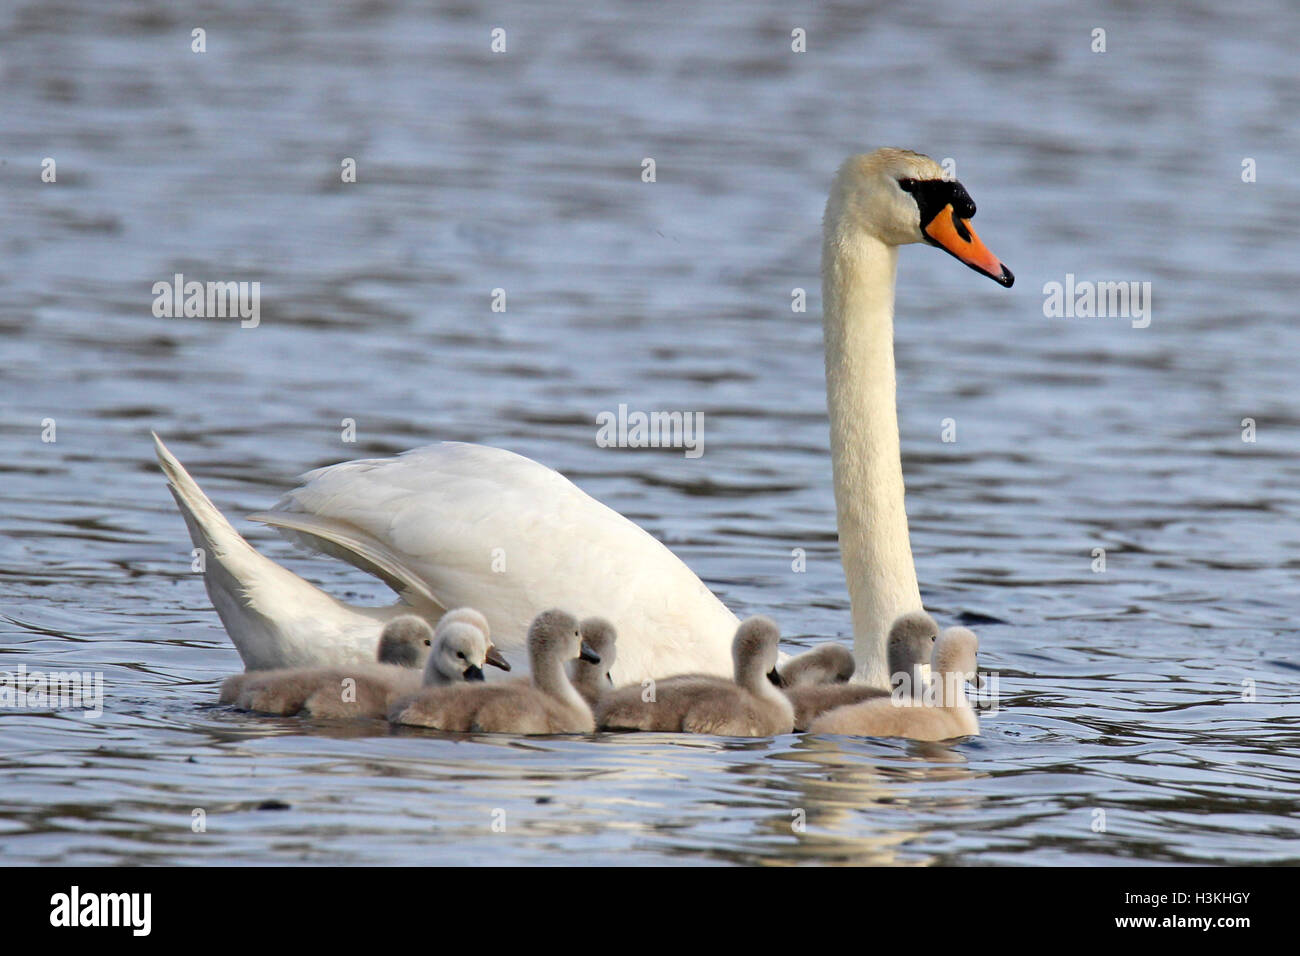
777,643,856,688
784,611,938,731
299,617,493,718
808,626,981,741
439,607,512,672
595,616,794,737
569,617,618,709
220,615,487,718
388,609,599,735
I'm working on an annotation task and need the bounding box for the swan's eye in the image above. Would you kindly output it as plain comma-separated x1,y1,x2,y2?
897,178,918,192
424,639,432,646
457,651,465,660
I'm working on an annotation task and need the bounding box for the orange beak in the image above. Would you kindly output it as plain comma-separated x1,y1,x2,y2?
923,205,1014,287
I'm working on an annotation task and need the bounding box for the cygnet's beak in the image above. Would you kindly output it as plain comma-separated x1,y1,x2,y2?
463,664,485,682
579,642,601,664
767,668,785,688
485,645,512,671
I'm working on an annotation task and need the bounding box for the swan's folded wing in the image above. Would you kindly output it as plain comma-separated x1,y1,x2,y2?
246,509,445,615
253,441,739,680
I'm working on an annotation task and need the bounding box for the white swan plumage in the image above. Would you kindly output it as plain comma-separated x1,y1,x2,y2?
155,434,737,682
254,441,740,683
154,147,1012,686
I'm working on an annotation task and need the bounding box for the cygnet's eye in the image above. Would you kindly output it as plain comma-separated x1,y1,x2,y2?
424,639,432,646
457,651,466,660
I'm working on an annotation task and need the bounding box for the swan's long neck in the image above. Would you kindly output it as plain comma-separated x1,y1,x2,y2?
737,654,784,706
822,227,923,687
533,647,586,710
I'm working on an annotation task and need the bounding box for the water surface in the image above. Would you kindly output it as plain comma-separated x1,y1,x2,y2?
1,0,1298,865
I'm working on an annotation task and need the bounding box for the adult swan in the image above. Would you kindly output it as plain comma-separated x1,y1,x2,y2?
155,148,1013,686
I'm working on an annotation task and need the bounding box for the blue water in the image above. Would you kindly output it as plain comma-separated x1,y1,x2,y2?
1,0,1297,865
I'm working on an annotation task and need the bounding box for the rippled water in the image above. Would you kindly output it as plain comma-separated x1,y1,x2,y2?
2,0,1298,865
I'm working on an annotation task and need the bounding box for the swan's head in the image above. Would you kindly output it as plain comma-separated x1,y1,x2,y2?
932,626,980,686
576,617,618,687
421,620,491,683
886,610,940,693
441,606,512,672
733,615,784,688
826,148,1013,287
529,609,601,668
377,615,436,668
779,643,856,687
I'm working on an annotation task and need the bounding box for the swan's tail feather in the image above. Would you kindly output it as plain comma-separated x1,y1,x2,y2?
152,432,376,670
247,510,445,616
153,432,273,602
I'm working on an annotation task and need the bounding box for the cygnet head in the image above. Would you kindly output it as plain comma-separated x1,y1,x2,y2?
423,620,490,684
440,606,512,672
781,643,856,687
528,609,600,670
441,606,489,637
932,626,980,685
577,617,618,687
377,615,436,668
733,616,783,688
827,148,1013,287
887,611,939,691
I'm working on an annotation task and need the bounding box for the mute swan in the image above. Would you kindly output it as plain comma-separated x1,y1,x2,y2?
388,609,599,734
486,616,616,707
220,613,431,714
221,614,489,718
153,148,1012,686
218,612,430,705
300,618,494,718
436,606,511,671
785,611,937,731
778,643,857,688
371,615,436,667
595,616,794,737
570,617,618,709
808,626,980,741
